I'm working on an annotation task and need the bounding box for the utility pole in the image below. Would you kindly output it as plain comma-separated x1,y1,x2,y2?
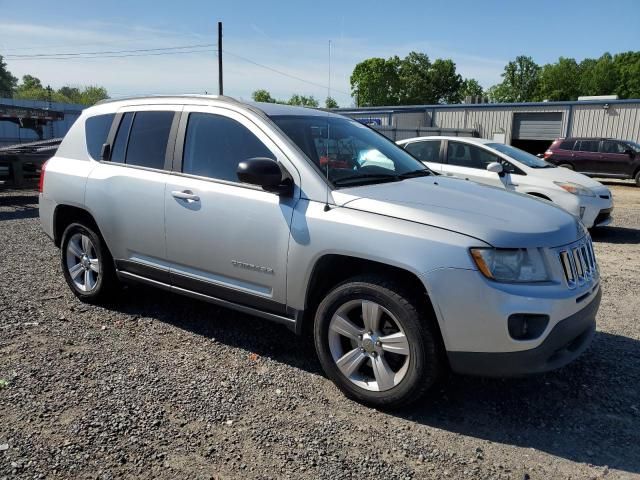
46,85,54,139
217,21,223,95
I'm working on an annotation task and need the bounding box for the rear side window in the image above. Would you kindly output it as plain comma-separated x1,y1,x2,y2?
404,140,441,163
575,140,599,152
559,140,575,150
182,113,274,182
85,113,115,160
125,111,174,169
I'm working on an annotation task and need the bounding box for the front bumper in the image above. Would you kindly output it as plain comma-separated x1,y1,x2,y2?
448,287,600,376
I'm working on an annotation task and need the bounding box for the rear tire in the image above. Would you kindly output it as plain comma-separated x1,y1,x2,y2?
60,223,118,303
314,275,442,409
558,163,574,170
635,170,640,187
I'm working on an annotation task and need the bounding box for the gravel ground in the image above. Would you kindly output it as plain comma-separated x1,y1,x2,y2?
1,182,639,480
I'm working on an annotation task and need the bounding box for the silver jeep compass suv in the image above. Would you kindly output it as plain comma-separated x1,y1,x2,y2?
39,95,601,408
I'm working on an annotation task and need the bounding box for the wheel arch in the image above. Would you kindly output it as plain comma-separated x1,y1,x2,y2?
53,204,102,248
526,192,552,201
299,254,446,358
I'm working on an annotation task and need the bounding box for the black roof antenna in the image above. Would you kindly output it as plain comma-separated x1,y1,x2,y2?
324,39,332,212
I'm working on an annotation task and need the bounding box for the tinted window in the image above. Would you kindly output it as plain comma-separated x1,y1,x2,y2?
85,114,115,160
575,140,599,152
601,140,627,154
110,112,133,164
125,111,174,169
486,143,553,169
183,113,274,182
405,140,441,163
559,140,575,150
447,142,499,169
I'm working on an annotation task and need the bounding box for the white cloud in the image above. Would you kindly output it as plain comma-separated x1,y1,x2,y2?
1,21,505,106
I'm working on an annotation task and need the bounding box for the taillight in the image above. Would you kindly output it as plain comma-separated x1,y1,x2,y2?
38,160,49,193
543,151,552,159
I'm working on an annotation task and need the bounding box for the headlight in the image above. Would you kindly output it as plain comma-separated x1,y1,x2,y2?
470,248,549,282
554,181,595,197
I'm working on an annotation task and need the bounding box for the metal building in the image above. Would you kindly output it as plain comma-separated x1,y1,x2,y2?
335,99,640,154
0,97,84,146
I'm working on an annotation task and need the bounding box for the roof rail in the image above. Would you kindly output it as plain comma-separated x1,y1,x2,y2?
94,94,240,106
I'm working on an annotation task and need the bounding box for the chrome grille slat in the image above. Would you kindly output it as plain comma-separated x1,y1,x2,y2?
557,236,598,289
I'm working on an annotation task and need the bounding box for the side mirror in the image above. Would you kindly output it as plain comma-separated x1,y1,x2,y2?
486,162,503,174
624,148,635,157
237,157,292,195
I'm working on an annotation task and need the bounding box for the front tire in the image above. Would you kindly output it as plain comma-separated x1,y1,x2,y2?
60,223,118,303
558,163,574,170
314,275,442,409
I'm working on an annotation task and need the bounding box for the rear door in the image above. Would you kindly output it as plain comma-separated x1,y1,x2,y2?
572,139,601,174
441,140,505,188
164,105,299,313
599,140,634,177
85,106,181,281
402,139,443,172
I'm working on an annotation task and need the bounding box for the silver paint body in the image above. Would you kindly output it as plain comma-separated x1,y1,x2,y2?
40,96,600,356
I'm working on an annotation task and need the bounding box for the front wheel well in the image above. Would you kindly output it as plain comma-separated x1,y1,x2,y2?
53,205,100,247
301,255,444,349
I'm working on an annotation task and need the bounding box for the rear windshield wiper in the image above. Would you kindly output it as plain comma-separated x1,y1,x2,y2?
333,173,400,186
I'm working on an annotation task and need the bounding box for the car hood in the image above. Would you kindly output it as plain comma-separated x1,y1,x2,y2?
529,166,606,191
332,176,584,248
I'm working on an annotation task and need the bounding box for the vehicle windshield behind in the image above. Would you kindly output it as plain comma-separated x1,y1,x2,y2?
626,141,640,153
486,143,555,168
270,115,431,186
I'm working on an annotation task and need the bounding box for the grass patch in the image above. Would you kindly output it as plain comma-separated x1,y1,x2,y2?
0,379,8,389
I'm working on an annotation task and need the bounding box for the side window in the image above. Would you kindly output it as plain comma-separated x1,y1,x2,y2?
575,140,599,152
559,139,575,150
182,113,275,182
447,142,499,169
85,113,115,160
405,140,441,163
125,111,174,169
110,112,133,163
601,140,626,154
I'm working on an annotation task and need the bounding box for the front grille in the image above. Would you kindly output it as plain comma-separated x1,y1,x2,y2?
557,236,598,289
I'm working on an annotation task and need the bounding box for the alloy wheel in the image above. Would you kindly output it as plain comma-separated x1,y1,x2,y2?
65,233,100,292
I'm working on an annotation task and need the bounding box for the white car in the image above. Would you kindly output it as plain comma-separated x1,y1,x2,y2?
397,136,613,228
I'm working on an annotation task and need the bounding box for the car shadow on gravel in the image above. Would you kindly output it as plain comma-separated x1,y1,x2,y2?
401,331,640,475
591,226,640,244
104,285,639,475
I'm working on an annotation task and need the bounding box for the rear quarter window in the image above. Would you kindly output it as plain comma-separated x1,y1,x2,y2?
559,140,575,150
85,113,115,160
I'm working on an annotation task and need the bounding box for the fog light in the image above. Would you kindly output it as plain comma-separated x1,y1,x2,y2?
579,206,586,219
508,314,549,340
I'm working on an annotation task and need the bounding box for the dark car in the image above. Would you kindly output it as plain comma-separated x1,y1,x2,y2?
544,137,640,186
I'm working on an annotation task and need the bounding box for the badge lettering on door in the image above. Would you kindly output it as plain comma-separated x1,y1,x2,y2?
231,260,274,274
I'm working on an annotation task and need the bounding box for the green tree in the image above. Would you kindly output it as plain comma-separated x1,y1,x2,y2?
325,96,338,108
579,53,618,96
396,52,432,104
350,57,401,106
0,55,17,97
429,58,463,103
78,86,109,105
459,78,484,101
14,75,49,101
613,51,640,99
495,55,540,102
537,57,581,101
287,94,318,107
252,89,277,103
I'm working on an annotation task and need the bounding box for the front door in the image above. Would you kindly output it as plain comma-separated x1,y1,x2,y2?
441,140,506,188
599,140,634,177
402,139,443,173
164,106,299,314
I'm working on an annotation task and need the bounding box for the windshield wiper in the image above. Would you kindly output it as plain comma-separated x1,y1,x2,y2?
333,173,400,186
398,169,432,178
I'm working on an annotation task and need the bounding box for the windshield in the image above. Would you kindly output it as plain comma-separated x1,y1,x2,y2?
626,141,640,153
486,143,555,168
270,115,430,186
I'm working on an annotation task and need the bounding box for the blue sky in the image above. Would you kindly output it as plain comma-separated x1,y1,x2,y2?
1,0,638,106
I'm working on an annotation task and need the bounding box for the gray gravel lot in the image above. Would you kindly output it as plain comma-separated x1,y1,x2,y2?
1,182,639,480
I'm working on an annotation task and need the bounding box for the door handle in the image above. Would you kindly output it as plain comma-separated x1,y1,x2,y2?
171,190,200,202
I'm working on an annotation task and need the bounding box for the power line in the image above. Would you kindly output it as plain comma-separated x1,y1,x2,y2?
5,43,216,59
222,49,351,97
6,48,217,61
